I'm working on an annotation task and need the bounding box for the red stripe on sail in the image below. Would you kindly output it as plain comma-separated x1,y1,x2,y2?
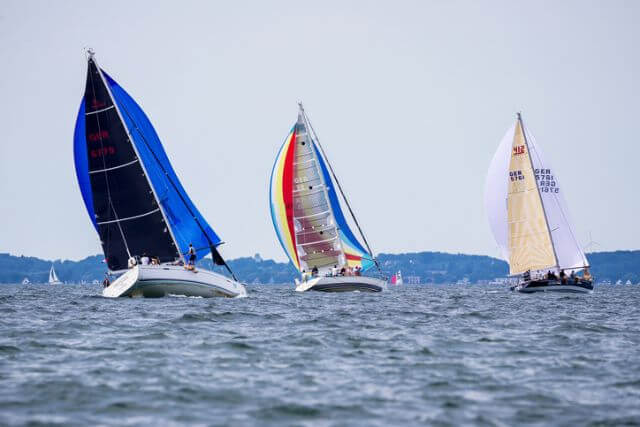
345,254,362,261
282,131,299,267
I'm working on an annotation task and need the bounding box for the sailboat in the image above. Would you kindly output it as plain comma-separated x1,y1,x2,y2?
485,113,593,294
73,50,246,298
390,271,403,285
269,104,386,292
22,278,30,285
48,265,63,285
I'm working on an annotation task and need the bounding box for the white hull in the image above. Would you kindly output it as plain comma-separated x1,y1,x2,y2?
296,276,386,293
49,281,63,285
103,265,246,298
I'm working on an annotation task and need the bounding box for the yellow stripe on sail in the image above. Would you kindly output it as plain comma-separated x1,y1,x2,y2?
507,120,556,275
274,131,300,270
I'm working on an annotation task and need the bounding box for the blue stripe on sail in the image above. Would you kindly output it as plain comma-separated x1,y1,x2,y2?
311,142,371,258
103,72,221,261
73,99,97,231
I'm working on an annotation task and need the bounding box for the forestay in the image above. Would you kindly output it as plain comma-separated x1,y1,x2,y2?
311,129,374,271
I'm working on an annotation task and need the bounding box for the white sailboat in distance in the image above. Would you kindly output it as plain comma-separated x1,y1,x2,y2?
49,265,63,285
485,113,593,294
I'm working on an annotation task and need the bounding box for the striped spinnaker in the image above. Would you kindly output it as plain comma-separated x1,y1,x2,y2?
270,110,374,275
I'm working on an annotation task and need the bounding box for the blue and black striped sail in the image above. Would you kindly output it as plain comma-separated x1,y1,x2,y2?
74,57,222,271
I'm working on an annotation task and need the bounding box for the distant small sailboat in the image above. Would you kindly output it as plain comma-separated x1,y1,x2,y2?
485,113,593,294
48,265,63,285
270,104,386,292
390,271,403,285
73,50,245,298
22,278,30,285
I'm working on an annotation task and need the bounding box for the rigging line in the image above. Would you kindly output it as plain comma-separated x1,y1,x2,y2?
115,100,239,282
299,104,383,276
87,60,131,259
522,123,589,267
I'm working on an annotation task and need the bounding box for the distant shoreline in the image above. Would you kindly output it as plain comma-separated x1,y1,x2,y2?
2,250,639,285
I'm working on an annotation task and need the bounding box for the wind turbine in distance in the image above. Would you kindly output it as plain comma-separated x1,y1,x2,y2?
583,231,601,254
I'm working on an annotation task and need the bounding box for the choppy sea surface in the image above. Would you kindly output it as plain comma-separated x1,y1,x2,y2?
1,284,639,426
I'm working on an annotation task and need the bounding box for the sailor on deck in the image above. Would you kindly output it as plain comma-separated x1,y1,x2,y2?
102,273,110,288
559,269,567,283
188,244,196,261
186,243,197,271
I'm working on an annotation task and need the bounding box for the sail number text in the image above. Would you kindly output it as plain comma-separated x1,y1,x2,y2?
535,168,559,193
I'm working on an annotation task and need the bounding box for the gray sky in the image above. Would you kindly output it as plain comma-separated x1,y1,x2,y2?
0,0,638,263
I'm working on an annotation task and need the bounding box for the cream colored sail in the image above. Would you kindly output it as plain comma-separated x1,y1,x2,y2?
507,119,557,275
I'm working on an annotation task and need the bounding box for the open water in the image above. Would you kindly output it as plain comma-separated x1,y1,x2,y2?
0,284,639,426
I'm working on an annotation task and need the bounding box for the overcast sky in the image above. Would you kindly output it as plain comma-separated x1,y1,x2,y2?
0,0,638,263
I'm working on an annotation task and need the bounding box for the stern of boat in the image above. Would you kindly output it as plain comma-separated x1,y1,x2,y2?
296,276,386,293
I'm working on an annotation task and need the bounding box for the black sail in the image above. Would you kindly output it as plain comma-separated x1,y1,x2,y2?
83,59,178,271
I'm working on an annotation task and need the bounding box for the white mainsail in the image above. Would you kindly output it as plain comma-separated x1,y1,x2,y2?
49,265,61,284
292,113,345,273
485,114,589,275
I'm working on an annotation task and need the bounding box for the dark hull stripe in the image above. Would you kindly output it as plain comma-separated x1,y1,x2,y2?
310,282,382,293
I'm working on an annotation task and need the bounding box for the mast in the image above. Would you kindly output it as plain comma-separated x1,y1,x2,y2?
298,103,383,275
89,51,237,281
517,112,560,271
88,51,183,264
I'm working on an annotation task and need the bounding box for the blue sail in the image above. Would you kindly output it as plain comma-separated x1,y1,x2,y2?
102,72,222,261
73,67,221,264
311,143,374,271
73,100,97,231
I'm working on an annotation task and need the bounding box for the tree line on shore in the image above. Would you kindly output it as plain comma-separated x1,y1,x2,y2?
1,251,638,284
